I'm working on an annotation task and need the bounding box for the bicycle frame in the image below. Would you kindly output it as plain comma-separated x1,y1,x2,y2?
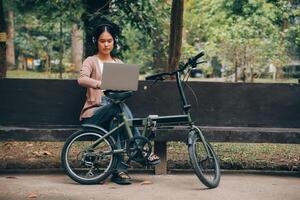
175,71,192,115
82,69,195,154
62,51,220,188
82,114,192,153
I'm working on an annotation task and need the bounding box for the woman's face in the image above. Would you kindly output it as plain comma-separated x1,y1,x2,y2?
97,31,114,55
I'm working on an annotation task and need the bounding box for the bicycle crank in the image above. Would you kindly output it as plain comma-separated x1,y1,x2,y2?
126,136,152,163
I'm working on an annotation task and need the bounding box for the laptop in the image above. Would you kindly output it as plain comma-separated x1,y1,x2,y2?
101,63,140,91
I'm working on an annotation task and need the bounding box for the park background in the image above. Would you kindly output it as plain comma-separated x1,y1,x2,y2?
1,0,300,82
0,0,299,173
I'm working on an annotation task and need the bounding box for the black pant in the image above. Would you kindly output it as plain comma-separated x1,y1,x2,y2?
82,96,140,173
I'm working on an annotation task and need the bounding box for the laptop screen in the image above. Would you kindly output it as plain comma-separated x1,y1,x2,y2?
101,63,139,91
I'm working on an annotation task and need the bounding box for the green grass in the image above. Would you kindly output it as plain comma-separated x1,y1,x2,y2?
187,77,298,84
252,78,298,84
7,70,77,79
167,142,300,171
7,70,298,83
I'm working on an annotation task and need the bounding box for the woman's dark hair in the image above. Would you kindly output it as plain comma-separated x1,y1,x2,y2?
92,24,119,57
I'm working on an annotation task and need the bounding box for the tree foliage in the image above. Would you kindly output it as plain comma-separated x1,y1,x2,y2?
4,0,85,76
5,0,171,75
184,0,299,81
83,0,171,72
3,0,300,81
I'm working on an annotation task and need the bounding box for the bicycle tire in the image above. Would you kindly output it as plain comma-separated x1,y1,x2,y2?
188,128,221,188
61,128,117,184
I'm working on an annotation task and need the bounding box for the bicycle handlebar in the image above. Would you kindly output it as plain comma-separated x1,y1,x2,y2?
145,51,205,81
145,72,173,81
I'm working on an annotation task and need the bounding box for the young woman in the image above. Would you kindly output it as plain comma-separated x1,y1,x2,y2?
78,24,160,185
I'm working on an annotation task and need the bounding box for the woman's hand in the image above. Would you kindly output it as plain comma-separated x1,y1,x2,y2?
96,81,101,89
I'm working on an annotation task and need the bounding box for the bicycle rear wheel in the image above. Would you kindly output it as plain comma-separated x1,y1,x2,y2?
61,128,117,184
188,128,220,188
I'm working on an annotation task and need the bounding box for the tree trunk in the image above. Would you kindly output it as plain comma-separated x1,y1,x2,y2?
59,21,63,79
6,10,15,69
0,0,7,78
71,23,83,71
166,0,184,73
234,61,238,82
24,56,28,70
250,66,254,82
275,66,280,80
45,54,50,73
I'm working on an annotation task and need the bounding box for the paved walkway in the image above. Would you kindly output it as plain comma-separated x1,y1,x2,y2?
0,173,299,200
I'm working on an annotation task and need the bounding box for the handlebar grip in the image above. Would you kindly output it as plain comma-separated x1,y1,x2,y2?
192,51,205,61
185,51,205,69
189,51,204,64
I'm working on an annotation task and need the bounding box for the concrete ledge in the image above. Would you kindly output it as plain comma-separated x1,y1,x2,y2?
0,168,299,177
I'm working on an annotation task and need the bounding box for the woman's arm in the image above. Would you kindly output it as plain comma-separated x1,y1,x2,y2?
78,57,101,89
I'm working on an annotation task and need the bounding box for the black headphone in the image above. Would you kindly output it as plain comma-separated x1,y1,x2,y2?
92,36,97,45
92,23,116,45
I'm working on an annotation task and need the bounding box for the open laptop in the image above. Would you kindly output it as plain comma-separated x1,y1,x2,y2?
101,63,139,91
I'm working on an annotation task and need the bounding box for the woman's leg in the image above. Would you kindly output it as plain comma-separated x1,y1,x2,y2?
120,102,140,137
81,97,130,184
107,101,132,184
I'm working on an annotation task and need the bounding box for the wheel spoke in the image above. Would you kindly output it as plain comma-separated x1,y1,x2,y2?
62,130,115,184
130,151,138,158
87,170,93,176
199,156,209,164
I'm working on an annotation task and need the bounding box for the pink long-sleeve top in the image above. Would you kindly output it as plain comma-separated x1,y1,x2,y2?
78,55,122,120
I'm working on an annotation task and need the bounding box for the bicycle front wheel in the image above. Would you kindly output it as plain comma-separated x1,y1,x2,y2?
61,129,117,184
188,128,221,188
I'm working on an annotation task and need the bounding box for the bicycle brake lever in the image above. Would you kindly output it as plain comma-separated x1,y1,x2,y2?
144,77,162,90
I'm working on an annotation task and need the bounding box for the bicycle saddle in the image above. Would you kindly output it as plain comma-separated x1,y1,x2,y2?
104,90,133,101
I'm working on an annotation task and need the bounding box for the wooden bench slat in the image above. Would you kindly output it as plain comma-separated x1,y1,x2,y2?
0,126,79,141
1,126,299,144
154,126,300,144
